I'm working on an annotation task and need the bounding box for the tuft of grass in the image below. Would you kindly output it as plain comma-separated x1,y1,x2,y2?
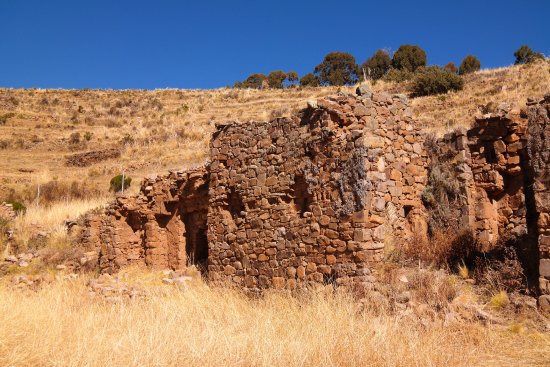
488,290,510,310
458,262,470,279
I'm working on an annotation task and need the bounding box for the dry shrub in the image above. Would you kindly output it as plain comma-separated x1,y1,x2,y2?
404,228,477,268
40,180,101,204
473,244,526,294
16,180,103,206
270,106,290,119
408,270,459,311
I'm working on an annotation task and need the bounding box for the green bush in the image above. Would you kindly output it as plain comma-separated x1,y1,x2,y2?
110,175,132,192
267,70,287,89
361,49,392,80
392,45,427,72
459,55,481,75
7,200,26,215
233,73,268,89
514,45,544,64
382,68,414,83
443,62,458,74
299,73,319,87
314,52,359,86
411,66,464,96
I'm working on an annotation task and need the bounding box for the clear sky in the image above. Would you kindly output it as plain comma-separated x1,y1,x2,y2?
0,0,548,89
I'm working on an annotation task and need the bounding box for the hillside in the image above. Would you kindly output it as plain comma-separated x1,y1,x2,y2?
0,60,548,246
1,60,548,197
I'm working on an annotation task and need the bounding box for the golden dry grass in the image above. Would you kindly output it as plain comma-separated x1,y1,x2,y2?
9,197,109,250
0,277,549,367
372,60,550,134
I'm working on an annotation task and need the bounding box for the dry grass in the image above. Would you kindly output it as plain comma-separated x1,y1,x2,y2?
7,197,108,251
0,277,549,367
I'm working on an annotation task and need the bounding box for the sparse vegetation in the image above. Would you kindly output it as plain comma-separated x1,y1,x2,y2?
0,277,548,367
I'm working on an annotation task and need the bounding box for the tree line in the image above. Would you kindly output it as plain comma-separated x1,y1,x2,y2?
233,45,545,96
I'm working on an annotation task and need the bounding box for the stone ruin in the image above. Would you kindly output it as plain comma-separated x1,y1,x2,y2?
80,90,550,304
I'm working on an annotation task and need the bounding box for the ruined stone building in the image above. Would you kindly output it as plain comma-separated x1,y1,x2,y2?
81,91,550,300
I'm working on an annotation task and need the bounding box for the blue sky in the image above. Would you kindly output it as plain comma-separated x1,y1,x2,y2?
0,0,548,89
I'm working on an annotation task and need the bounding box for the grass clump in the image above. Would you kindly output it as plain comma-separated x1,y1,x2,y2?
488,290,510,310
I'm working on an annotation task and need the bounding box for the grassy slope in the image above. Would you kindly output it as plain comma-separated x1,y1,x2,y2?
0,60,548,247
0,60,548,200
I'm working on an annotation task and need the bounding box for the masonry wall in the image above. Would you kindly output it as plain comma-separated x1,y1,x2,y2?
526,95,550,296
206,92,427,290
82,91,550,299
82,168,209,273
431,107,530,250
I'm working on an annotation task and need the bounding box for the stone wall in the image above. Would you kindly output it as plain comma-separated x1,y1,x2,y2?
430,105,530,250
83,168,209,273
206,92,427,290
85,91,428,290
526,95,550,301
81,90,550,299
0,203,16,222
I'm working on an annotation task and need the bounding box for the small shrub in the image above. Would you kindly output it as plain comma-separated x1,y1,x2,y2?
0,140,10,149
514,45,544,64
408,271,459,311
488,291,509,310
459,55,481,75
110,175,132,192
473,245,526,293
457,262,470,279
120,134,135,146
7,200,26,215
69,132,81,145
83,131,93,141
270,107,290,119
411,66,463,96
177,104,190,115
0,112,16,125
